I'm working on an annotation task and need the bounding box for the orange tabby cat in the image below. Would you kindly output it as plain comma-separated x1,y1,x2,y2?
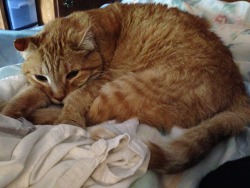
2,3,250,173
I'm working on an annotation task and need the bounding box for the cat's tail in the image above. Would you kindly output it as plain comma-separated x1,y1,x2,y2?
142,96,250,173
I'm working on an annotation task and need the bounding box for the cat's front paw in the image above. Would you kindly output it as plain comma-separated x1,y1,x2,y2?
54,114,86,128
1,103,27,119
27,108,61,125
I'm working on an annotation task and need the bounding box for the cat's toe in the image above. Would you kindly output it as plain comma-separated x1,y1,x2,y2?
1,107,24,119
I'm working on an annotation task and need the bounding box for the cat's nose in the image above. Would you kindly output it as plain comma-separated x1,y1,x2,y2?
52,93,66,103
52,88,66,103
53,96,65,102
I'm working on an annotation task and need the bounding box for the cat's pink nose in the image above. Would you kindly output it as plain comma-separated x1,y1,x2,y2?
52,89,66,103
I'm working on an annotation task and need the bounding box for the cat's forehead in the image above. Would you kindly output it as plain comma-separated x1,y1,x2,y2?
37,27,82,55
32,43,84,74
41,14,90,41
24,44,67,76
40,14,92,46
39,30,68,49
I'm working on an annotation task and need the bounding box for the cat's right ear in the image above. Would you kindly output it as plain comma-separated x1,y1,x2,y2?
14,37,38,51
14,37,39,59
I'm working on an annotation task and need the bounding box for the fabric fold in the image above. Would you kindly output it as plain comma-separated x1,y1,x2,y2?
0,115,149,188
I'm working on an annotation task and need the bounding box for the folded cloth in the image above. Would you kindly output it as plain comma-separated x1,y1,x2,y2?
0,116,150,188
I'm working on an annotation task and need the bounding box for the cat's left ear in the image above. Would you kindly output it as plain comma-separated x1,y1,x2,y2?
77,28,95,51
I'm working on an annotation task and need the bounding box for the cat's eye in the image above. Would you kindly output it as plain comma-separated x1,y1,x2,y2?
35,75,48,82
66,70,79,80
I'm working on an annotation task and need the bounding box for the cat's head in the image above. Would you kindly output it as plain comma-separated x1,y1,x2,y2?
14,16,103,104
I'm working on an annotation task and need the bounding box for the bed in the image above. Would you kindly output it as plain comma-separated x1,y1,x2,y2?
0,0,250,187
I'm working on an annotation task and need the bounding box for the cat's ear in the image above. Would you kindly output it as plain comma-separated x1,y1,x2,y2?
71,27,95,51
14,37,39,59
14,37,38,51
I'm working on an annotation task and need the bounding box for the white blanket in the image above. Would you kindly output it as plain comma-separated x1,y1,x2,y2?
0,80,150,188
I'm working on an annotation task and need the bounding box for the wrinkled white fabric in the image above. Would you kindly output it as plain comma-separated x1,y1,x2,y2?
0,116,149,188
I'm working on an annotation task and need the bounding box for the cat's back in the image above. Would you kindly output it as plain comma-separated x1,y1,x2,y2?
119,3,212,42
112,3,235,76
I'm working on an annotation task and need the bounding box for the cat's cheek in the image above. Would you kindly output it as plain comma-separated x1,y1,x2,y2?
28,82,51,100
38,86,53,102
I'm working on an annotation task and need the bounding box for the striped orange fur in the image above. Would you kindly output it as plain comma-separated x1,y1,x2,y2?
2,3,250,173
